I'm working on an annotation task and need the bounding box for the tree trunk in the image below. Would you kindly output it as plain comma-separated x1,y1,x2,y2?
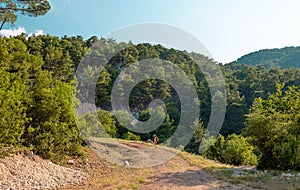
0,17,8,30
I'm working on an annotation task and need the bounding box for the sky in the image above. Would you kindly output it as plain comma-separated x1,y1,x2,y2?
2,0,300,63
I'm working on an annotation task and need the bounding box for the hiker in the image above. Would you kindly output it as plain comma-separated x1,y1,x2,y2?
153,134,159,148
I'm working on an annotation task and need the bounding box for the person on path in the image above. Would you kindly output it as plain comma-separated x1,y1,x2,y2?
153,134,159,148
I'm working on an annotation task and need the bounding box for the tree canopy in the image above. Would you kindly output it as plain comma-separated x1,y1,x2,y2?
2,34,300,168
0,0,51,30
245,84,300,170
231,46,300,69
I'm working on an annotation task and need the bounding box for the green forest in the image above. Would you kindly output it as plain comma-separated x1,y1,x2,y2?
232,46,300,69
2,33,300,170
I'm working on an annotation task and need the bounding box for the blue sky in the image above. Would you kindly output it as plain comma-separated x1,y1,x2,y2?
3,0,300,63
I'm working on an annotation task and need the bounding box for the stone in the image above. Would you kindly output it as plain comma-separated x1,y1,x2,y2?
124,160,130,166
281,173,293,179
0,154,87,190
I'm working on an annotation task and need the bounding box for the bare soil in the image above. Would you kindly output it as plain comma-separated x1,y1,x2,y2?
58,139,260,190
0,139,261,189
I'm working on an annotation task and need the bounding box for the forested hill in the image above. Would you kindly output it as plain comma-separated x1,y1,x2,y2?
230,46,300,69
3,34,300,159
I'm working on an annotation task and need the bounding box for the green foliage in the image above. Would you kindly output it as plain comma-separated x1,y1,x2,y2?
232,46,300,69
221,134,258,166
203,134,258,166
0,38,29,147
184,120,205,153
0,0,51,30
245,84,300,170
203,135,225,163
77,112,101,138
123,132,141,141
24,71,82,160
77,109,117,139
97,110,117,137
221,64,300,135
100,43,300,139
0,36,82,161
4,33,300,163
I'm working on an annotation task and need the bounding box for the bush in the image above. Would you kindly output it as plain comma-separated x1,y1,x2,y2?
123,132,141,141
203,134,258,166
202,135,225,163
23,72,83,160
222,134,258,166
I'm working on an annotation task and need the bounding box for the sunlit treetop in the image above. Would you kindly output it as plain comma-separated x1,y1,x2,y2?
0,0,51,30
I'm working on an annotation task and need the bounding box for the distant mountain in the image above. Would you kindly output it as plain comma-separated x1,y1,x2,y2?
231,46,300,69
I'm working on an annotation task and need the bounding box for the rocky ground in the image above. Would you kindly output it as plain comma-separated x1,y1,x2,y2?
0,153,87,190
1,139,300,190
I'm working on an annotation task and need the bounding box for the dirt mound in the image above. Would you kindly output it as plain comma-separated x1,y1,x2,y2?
0,154,87,190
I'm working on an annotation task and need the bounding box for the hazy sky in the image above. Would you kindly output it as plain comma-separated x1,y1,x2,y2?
4,0,300,63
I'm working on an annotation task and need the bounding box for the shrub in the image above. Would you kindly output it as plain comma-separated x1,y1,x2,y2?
123,132,141,141
203,134,258,166
222,134,258,166
245,85,300,170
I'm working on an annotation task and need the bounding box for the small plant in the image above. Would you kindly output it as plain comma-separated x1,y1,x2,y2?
117,184,127,189
131,183,139,189
178,145,185,152
137,176,145,183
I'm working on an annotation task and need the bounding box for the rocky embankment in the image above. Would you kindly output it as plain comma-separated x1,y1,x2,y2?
0,154,87,190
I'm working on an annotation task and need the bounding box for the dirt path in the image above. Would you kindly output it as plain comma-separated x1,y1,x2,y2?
121,142,257,190
87,138,177,168
136,156,221,190
60,139,260,190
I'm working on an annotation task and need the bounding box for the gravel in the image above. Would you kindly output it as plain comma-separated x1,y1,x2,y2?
0,154,87,190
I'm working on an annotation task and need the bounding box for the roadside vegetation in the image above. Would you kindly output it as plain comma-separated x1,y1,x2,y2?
2,34,300,172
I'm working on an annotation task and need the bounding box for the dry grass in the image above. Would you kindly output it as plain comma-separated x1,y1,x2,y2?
179,151,300,190
178,151,230,169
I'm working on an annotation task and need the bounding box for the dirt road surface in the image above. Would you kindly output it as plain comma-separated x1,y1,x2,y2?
59,139,259,190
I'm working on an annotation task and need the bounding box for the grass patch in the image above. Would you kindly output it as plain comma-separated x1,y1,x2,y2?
209,168,300,189
117,184,127,189
178,151,229,169
137,176,145,183
131,183,139,189
179,151,300,189
93,178,119,188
